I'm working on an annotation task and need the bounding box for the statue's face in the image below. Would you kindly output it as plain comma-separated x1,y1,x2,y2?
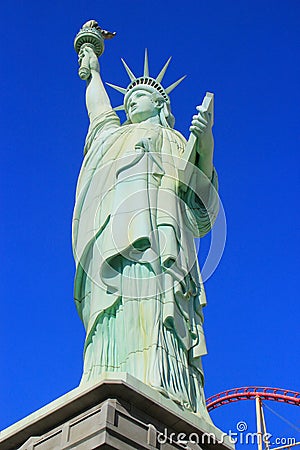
127,90,160,123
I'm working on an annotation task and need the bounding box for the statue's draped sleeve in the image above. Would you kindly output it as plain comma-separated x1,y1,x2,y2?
84,109,121,155
180,165,219,239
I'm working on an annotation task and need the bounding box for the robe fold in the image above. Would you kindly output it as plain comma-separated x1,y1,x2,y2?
72,109,218,417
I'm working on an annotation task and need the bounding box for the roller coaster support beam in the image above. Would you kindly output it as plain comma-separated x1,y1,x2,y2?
255,396,270,450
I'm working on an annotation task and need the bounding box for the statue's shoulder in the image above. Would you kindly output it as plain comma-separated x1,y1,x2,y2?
84,109,120,155
162,126,187,144
90,109,120,130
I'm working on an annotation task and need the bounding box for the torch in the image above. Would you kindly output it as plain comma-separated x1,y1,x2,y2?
74,20,116,80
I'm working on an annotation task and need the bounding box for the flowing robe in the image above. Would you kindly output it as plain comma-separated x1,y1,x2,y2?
72,109,219,416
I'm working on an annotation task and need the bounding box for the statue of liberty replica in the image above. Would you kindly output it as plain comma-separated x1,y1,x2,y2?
73,20,219,421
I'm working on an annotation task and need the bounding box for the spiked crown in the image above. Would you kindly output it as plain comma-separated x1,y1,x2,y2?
106,49,186,112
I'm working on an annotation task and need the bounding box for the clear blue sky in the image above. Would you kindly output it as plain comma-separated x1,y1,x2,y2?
1,0,299,446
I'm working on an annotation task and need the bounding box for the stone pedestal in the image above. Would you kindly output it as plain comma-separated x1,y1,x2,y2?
0,373,234,450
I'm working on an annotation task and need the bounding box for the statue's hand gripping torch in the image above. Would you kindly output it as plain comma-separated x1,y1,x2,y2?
74,20,116,80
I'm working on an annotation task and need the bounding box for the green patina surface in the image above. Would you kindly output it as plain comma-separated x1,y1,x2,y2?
73,21,218,420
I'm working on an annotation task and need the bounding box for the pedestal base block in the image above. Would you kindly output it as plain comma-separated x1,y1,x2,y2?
0,373,234,450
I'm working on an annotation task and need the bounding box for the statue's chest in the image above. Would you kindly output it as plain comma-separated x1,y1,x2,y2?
118,123,164,154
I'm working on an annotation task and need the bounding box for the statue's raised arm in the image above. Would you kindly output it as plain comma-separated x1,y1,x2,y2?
74,20,116,121
79,46,112,120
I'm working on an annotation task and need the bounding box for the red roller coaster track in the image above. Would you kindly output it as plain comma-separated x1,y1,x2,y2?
206,387,300,412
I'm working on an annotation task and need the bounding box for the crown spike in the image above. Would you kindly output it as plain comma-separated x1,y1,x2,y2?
156,57,172,83
121,58,136,81
106,82,127,94
113,104,125,111
165,75,186,94
143,48,149,77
